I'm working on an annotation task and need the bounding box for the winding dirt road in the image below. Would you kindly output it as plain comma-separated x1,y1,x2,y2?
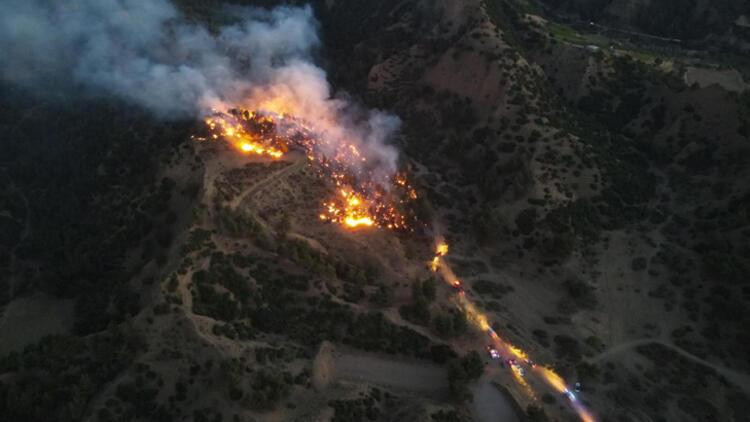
230,155,306,210
589,339,750,395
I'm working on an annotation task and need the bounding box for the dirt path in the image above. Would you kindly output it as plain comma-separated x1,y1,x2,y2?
322,294,448,350
230,156,305,209
382,307,447,346
590,339,750,395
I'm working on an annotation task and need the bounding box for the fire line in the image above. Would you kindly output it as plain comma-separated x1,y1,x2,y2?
196,108,418,230
430,240,597,422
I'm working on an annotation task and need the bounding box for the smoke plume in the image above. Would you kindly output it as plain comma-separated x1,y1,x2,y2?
0,0,399,177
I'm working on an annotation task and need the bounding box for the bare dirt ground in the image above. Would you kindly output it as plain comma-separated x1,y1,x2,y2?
316,344,522,421
0,293,74,355
332,346,449,398
472,375,520,422
312,341,335,391
684,67,747,92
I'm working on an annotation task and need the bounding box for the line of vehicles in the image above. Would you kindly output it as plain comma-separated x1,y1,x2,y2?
485,345,536,374
479,305,584,405
484,340,583,402
436,247,594,420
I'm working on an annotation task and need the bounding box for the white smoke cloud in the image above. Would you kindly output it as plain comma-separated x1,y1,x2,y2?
0,0,320,115
0,0,400,176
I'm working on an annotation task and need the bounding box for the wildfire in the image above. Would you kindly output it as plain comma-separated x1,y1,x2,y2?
320,188,375,228
202,114,286,159
198,108,417,230
436,241,448,256
238,141,284,158
430,240,449,271
460,296,490,331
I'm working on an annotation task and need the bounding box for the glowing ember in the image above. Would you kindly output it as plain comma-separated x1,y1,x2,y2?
197,108,417,230
238,141,284,158
345,217,375,228
321,189,375,228
436,242,448,256
201,114,286,159
430,240,449,271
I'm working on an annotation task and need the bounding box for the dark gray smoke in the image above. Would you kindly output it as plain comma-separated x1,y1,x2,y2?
0,0,400,175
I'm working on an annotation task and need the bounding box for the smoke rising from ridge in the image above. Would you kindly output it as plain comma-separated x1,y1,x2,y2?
0,0,400,178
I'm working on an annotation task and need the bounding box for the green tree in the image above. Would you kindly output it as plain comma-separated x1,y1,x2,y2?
460,351,484,379
447,360,471,402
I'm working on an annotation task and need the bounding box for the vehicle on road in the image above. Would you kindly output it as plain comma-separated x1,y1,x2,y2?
451,280,465,294
508,359,525,376
486,345,500,359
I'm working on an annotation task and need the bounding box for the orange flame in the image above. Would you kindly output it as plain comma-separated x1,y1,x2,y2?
436,241,448,256
536,366,567,393
199,108,417,231
430,241,449,271
322,188,375,229
203,115,285,159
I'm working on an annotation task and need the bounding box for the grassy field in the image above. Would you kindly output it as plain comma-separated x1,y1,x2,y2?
547,22,587,45
544,20,674,69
